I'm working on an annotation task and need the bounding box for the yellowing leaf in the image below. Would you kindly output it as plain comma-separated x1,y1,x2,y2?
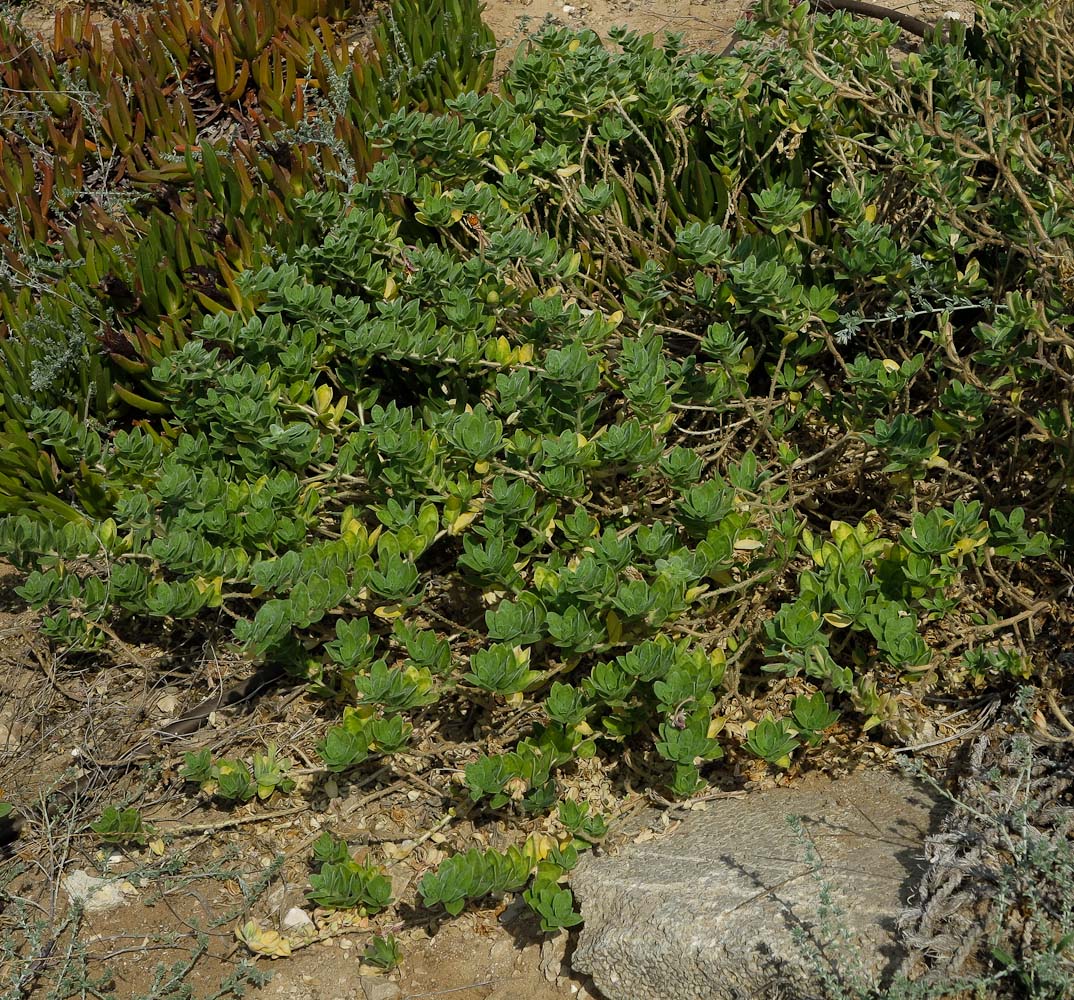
193,575,224,607
99,518,117,547
526,832,557,861
236,920,292,958
947,536,981,558
343,704,375,724
448,511,478,535
533,565,559,591
864,204,877,223
314,384,334,414
556,164,582,178
373,603,405,620
823,611,854,628
605,609,622,645
830,521,854,544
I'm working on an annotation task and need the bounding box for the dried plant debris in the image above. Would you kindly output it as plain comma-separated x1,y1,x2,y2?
899,703,1074,994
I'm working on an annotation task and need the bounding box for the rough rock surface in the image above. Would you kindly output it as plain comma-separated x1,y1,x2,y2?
571,769,944,1000
63,869,139,913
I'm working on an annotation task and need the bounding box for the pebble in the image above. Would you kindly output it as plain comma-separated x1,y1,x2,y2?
282,907,314,932
360,978,401,1000
64,870,138,912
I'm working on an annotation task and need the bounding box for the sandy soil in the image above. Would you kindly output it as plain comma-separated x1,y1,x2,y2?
483,0,978,76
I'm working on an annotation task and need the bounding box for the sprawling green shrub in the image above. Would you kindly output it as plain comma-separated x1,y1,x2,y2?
1,0,1071,957
0,0,494,516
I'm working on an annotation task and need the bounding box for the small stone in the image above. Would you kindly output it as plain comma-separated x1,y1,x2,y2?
155,693,179,716
539,928,568,983
64,870,138,912
360,976,401,1000
282,907,314,932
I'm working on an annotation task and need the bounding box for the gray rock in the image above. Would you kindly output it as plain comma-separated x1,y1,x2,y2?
539,927,569,983
359,977,400,1000
63,870,138,912
281,906,315,933
570,769,943,1000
